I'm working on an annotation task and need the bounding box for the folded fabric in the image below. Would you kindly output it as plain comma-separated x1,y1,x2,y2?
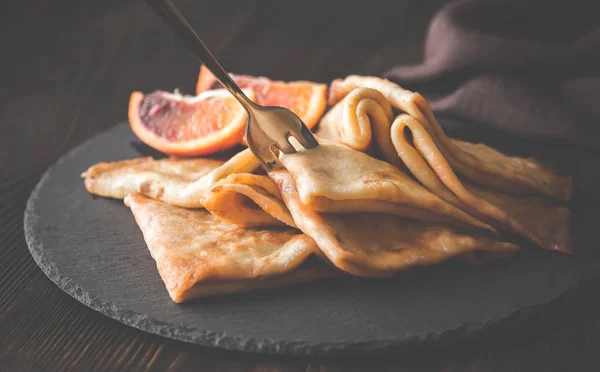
383,0,600,147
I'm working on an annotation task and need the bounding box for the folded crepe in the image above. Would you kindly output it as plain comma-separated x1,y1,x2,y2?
82,156,225,206
202,173,295,227
82,149,291,227
328,75,572,202
316,87,399,166
320,78,572,252
278,143,496,233
126,186,517,300
81,144,494,233
85,144,523,301
270,170,519,277
82,74,575,301
124,193,334,302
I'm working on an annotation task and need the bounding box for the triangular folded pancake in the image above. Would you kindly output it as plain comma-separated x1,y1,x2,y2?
329,75,572,202
279,143,495,233
321,83,571,252
270,171,519,277
124,193,334,302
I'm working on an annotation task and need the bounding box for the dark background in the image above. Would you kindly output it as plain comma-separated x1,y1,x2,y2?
2,1,600,371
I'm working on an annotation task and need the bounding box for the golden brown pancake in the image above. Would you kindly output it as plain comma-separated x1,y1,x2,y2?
329,75,572,202
82,156,224,206
317,87,399,165
80,74,575,302
270,171,519,277
202,173,295,227
124,193,334,302
322,82,572,252
279,143,495,233
83,149,290,227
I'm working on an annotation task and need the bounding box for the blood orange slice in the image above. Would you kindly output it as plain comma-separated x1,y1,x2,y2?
128,89,255,157
196,65,327,130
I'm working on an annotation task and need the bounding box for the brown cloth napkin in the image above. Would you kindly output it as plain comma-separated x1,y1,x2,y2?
384,0,600,148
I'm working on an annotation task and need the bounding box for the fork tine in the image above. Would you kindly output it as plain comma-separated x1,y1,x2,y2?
246,105,320,170
256,146,280,171
276,138,297,154
291,125,319,150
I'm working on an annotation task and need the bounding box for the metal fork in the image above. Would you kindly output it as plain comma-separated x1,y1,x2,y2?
146,0,319,170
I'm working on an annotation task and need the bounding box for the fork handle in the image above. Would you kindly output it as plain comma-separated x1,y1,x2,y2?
146,0,255,111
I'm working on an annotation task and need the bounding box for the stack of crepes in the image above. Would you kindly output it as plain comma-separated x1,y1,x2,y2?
82,76,572,303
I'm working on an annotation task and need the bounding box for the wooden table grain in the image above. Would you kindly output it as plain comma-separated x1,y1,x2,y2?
2,1,600,371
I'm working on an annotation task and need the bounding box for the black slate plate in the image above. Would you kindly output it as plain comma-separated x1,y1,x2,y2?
24,120,600,356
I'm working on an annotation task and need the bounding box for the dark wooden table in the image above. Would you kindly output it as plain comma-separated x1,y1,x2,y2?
2,1,600,371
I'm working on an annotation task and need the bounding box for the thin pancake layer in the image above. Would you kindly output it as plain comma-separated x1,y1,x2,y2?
82,148,261,207
322,85,571,252
316,87,399,166
279,143,495,233
468,184,571,253
82,156,224,206
329,75,572,202
390,114,571,252
83,149,290,227
270,171,519,277
124,193,333,302
202,173,296,227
